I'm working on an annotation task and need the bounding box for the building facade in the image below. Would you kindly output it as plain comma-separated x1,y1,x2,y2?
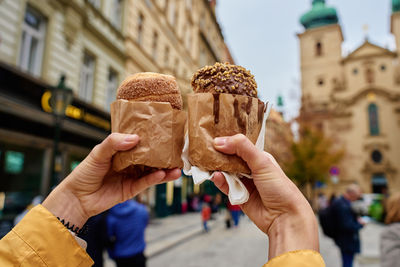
0,0,231,223
298,0,400,194
264,109,293,167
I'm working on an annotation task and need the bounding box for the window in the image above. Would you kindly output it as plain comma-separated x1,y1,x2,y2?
137,13,144,45
371,150,382,163
164,46,170,67
199,47,206,67
145,0,152,8
18,6,46,76
185,0,192,10
111,0,122,29
315,42,322,57
152,31,158,60
317,78,324,86
368,103,379,136
106,69,118,111
353,68,358,75
380,64,386,71
174,58,179,76
169,1,176,25
187,30,192,51
88,0,101,8
79,52,95,102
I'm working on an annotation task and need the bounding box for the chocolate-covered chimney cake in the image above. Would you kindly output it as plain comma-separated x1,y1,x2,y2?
187,62,266,174
191,62,258,97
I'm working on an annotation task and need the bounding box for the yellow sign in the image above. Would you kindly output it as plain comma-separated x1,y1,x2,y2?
41,91,111,131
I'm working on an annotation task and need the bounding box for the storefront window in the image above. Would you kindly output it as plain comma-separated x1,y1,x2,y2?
0,143,44,236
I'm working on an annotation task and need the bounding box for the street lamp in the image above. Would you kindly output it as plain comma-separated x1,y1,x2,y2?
49,75,73,190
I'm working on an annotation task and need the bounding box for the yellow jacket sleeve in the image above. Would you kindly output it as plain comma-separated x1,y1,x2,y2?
264,250,325,267
0,204,93,266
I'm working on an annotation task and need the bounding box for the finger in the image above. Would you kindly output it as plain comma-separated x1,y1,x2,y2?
90,133,140,164
162,168,182,182
127,169,182,197
214,134,270,172
211,172,229,195
129,170,166,196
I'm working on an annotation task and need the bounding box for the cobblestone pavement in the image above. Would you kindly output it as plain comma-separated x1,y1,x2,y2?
148,216,268,267
320,222,383,267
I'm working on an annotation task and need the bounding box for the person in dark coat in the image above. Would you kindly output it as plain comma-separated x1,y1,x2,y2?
332,184,364,267
81,211,109,267
107,199,149,267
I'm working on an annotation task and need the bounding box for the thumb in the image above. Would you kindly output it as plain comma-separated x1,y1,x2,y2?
213,134,271,173
89,133,140,165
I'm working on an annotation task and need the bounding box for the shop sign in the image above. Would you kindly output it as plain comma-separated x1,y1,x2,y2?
5,151,24,174
41,91,110,131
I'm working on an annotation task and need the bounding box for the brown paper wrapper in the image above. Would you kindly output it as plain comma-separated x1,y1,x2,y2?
188,93,266,174
111,100,186,173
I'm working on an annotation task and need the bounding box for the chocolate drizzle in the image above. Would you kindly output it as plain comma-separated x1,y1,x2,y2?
257,100,265,123
213,93,220,124
233,99,247,135
245,97,253,115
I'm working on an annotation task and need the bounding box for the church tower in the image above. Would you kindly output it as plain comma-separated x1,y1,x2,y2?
298,0,343,105
391,0,400,52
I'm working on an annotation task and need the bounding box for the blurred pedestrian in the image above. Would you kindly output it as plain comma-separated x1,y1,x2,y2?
317,193,328,211
331,184,365,267
228,202,241,227
380,193,400,267
107,198,149,267
201,202,211,232
211,193,222,214
81,211,109,267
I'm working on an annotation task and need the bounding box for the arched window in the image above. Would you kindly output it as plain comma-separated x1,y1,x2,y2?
316,42,322,56
368,103,379,136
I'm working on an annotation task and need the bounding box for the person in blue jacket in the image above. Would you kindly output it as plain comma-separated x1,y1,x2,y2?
332,184,365,267
107,198,149,267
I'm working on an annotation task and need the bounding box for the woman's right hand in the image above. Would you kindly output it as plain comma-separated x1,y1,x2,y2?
212,134,319,259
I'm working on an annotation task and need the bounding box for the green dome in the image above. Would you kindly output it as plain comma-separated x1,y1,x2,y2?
393,0,400,12
300,0,339,30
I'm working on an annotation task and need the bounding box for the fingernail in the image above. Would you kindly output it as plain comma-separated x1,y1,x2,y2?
214,137,227,146
124,134,138,143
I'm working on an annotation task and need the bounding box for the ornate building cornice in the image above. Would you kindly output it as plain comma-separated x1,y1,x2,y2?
330,87,400,107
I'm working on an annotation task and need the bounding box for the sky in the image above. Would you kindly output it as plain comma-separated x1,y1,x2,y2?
216,0,394,121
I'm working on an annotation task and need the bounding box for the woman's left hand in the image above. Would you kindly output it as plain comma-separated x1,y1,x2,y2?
43,133,181,228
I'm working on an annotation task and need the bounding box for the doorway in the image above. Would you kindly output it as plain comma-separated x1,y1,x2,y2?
372,173,387,194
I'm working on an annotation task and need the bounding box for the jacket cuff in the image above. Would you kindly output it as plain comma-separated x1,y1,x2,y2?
13,204,93,266
264,250,325,267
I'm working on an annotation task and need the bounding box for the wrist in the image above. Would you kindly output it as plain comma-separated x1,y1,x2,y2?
42,183,89,229
267,203,319,259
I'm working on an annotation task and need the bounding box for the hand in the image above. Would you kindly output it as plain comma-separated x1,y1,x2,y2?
43,133,181,228
358,217,367,226
212,134,319,259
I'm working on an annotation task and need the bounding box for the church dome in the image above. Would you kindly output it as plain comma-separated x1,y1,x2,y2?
300,0,339,30
393,0,400,12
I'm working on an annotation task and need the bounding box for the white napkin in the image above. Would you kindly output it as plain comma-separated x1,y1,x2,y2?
182,103,271,205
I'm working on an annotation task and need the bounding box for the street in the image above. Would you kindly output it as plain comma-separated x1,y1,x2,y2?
148,216,268,267
103,213,383,267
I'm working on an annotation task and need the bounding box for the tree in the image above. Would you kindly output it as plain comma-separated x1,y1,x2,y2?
284,126,344,200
